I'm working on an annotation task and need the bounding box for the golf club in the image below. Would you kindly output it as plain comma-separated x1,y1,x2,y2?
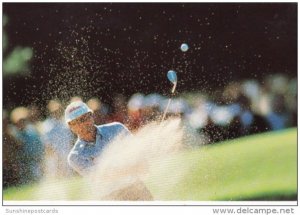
161,70,177,122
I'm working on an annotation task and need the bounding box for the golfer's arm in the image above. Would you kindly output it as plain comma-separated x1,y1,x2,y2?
68,153,94,176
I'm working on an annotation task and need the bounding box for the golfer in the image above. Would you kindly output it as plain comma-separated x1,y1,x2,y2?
65,101,153,200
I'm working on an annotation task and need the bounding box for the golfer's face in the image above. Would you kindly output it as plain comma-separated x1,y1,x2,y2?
68,112,94,135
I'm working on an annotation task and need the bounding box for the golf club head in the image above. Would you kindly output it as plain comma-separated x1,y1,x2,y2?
167,70,177,85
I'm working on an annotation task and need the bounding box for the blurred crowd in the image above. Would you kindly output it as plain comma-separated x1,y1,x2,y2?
3,74,297,188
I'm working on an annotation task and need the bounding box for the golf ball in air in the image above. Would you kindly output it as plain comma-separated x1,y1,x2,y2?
180,43,189,52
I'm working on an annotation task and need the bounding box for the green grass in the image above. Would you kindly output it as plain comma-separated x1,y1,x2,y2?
3,128,297,201
145,128,297,200
3,176,85,201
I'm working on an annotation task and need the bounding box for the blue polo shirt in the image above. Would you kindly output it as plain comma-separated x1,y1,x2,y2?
68,122,131,176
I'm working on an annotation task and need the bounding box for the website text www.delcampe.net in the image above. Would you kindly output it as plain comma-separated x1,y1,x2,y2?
213,207,295,215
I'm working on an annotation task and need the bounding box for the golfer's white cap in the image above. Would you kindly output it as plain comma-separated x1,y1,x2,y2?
65,101,92,123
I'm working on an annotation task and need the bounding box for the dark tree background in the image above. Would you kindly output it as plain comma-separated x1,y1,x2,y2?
3,3,297,109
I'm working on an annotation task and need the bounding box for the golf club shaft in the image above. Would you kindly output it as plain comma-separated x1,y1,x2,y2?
171,82,177,94
161,98,172,122
161,82,177,122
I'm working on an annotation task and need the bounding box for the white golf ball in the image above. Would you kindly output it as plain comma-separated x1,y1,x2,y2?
180,43,189,52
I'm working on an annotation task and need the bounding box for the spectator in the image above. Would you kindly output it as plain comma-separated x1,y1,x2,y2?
141,93,164,122
3,110,21,187
201,116,226,144
266,93,289,131
9,107,44,184
127,93,145,131
236,94,270,135
108,94,128,124
87,97,109,125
